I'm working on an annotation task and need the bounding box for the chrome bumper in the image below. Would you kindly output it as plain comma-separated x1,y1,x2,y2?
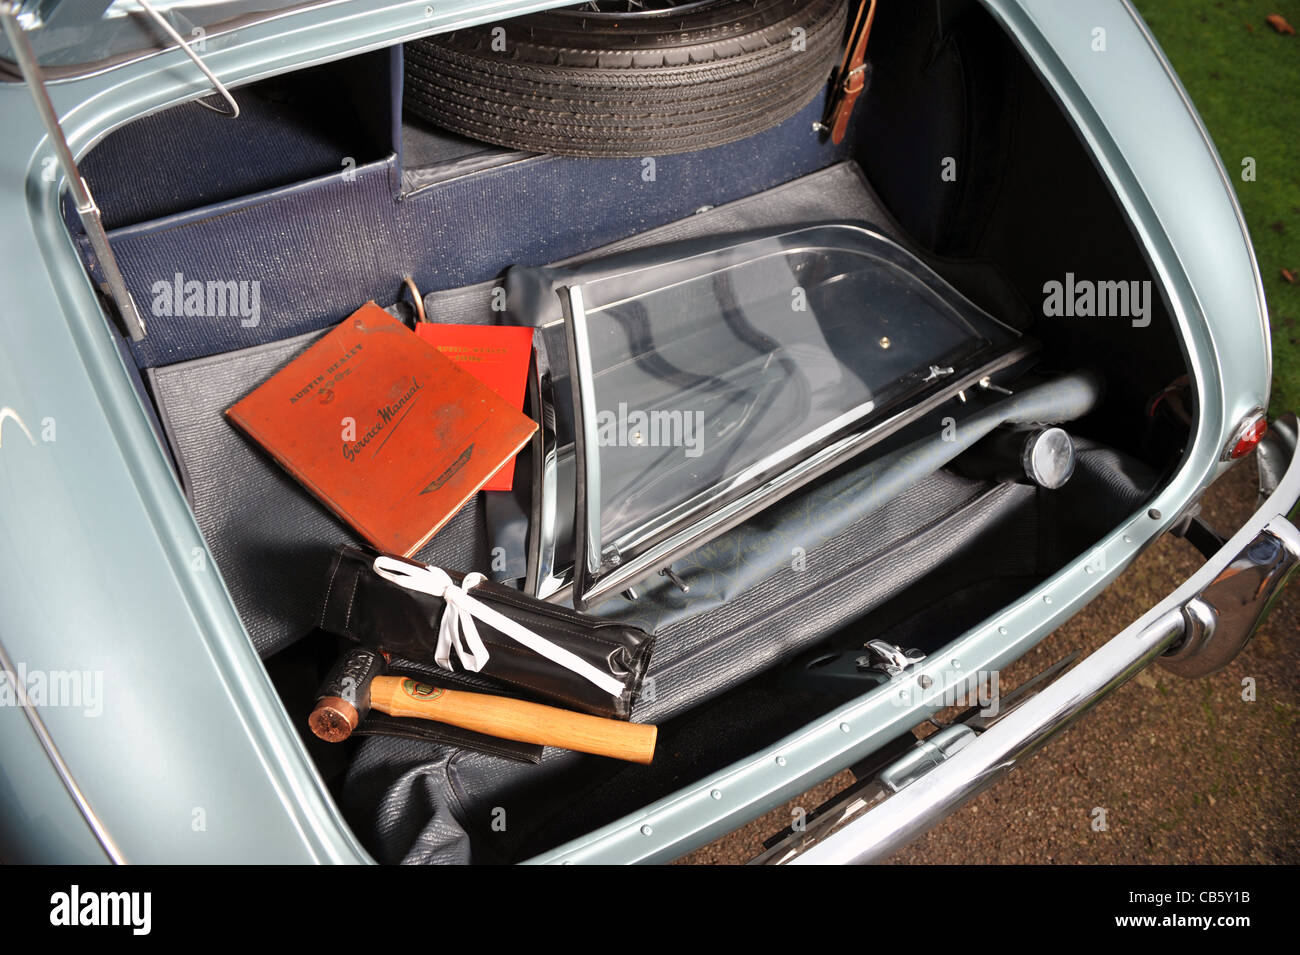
780,415,1300,865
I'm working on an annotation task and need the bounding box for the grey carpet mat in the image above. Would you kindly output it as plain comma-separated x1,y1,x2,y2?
149,329,488,656
149,160,898,657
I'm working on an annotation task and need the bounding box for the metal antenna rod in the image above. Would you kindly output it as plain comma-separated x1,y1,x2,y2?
0,3,148,340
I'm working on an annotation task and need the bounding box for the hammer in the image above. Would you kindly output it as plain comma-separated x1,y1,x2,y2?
309,647,657,765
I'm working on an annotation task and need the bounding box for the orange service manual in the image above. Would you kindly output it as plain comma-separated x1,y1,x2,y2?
226,302,537,556
415,323,534,491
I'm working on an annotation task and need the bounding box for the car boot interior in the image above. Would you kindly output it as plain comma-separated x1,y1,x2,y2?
67,0,1194,863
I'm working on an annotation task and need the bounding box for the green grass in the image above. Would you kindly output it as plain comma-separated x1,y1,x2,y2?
1131,0,1300,416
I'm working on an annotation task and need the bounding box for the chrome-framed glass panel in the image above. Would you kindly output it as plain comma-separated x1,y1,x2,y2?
523,224,1023,609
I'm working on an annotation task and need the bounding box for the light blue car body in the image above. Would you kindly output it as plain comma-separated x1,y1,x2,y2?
0,0,1273,863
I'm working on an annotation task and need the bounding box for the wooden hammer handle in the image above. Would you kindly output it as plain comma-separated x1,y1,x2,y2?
369,676,657,765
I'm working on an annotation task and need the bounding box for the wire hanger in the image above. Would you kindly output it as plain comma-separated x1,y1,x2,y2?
133,0,240,118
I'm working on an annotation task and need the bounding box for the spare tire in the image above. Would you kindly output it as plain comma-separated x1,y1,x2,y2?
403,0,849,157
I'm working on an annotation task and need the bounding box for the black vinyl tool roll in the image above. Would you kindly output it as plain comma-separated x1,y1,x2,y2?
321,546,654,720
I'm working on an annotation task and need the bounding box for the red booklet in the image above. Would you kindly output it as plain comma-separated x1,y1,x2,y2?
226,303,537,556
415,323,534,491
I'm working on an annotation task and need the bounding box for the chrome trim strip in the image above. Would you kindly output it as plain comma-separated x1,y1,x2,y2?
0,633,125,864
784,416,1300,864
788,610,1186,864
525,359,569,599
575,345,1035,605
604,396,879,555
561,285,603,606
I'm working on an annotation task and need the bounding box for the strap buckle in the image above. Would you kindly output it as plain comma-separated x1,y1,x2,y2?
820,0,878,143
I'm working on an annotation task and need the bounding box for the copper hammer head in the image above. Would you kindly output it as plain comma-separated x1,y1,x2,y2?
308,646,386,743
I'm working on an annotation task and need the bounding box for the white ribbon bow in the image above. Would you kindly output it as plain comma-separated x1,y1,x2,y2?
371,556,626,698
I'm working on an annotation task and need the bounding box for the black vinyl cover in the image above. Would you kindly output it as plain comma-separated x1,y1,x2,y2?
320,547,655,720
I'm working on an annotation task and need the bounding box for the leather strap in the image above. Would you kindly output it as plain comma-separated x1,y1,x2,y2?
823,0,878,144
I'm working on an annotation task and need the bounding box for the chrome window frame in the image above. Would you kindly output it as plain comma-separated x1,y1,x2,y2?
539,225,1027,609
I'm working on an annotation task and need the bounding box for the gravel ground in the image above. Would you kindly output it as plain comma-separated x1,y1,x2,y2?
682,459,1300,864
